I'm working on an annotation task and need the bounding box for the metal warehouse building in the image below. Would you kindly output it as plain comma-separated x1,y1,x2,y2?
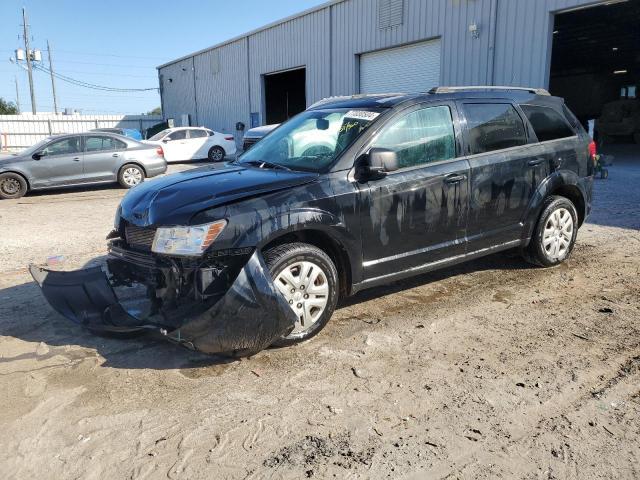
157,0,638,142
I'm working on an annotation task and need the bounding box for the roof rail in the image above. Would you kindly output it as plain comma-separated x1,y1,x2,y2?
428,86,550,96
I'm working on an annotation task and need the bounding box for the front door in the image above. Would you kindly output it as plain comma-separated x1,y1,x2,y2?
83,135,128,182
161,129,189,162
458,101,547,250
358,103,470,281
29,136,84,187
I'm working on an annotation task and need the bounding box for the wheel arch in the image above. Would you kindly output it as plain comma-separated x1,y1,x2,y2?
260,227,354,299
522,170,588,243
118,162,147,177
0,170,31,191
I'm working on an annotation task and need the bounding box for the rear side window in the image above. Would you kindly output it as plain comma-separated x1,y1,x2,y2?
463,103,527,154
520,105,576,142
188,129,208,139
373,105,456,168
85,136,126,152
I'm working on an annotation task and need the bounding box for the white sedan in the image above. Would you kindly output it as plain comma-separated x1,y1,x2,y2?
144,127,236,163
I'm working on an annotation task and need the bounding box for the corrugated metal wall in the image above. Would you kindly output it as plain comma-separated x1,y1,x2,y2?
158,0,603,131
194,39,250,134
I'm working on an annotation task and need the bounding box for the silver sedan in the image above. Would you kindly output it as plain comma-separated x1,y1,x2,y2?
0,133,167,199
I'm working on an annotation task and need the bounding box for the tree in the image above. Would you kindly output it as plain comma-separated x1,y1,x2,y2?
0,97,18,115
147,106,162,116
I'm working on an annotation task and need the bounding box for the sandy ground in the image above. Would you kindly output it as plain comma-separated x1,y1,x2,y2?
1,150,639,479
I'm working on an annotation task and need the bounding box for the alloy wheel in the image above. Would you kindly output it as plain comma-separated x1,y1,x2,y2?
542,207,573,261
122,167,142,186
274,260,329,334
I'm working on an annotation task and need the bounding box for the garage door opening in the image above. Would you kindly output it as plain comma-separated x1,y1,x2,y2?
263,68,306,125
549,0,639,146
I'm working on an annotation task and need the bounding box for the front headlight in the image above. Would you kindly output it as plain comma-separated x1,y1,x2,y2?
151,220,227,256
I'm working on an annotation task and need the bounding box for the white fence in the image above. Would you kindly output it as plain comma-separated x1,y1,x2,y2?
0,114,163,152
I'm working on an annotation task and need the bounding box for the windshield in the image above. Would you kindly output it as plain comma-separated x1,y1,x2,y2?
148,129,171,141
238,108,382,172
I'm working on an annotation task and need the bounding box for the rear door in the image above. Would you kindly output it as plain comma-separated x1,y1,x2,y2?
187,128,210,158
358,102,470,281
458,101,548,250
29,136,84,187
83,135,128,182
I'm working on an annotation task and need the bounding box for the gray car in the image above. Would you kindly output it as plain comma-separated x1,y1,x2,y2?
0,133,167,199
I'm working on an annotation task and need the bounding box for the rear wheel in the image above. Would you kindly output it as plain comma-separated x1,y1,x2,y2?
208,146,225,162
523,195,578,267
0,172,28,199
118,164,145,188
264,242,339,347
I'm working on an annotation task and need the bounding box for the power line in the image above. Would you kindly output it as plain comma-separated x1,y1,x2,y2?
32,63,158,92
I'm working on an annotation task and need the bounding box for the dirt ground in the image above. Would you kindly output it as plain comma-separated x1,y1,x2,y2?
1,149,639,479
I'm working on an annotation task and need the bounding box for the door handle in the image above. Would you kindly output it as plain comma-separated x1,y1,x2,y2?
445,173,466,184
527,158,544,166
112,153,120,157
73,157,81,162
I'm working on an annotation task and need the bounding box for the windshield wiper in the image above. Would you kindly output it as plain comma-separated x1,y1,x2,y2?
241,160,292,171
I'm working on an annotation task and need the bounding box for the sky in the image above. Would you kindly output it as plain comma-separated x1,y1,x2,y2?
0,0,325,115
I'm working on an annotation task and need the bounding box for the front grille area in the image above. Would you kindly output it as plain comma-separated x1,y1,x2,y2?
124,223,157,251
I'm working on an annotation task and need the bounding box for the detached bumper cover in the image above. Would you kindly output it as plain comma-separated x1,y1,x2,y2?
29,251,296,356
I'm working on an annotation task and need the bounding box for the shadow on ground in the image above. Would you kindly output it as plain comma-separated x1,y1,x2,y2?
0,250,531,371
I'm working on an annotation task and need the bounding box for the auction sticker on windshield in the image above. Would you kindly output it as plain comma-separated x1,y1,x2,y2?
344,110,380,121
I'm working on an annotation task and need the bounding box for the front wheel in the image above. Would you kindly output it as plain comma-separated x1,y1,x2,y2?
208,146,225,162
118,164,145,189
0,172,28,199
264,242,339,347
523,196,578,267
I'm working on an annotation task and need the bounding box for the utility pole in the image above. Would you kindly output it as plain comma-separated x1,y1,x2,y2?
14,76,21,113
47,40,58,114
22,7,36,114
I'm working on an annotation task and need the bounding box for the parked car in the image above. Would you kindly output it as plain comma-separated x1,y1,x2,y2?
144,127,236,162
0,133,166,199
91,127,143,141
242,124,279,151
31,87,593,357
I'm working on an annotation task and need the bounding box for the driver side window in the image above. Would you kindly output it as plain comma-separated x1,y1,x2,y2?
43,137,81,156
372,106,456,169
167,130,187,141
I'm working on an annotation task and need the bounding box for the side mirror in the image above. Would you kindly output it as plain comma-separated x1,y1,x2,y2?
368,147,399,174
32,151,46,160
162,138,170,143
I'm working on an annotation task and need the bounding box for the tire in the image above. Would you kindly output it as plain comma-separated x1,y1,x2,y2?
208,146,225,162
264,242,339,347
118,164,145,189
523,195,578,267
0,172,28,199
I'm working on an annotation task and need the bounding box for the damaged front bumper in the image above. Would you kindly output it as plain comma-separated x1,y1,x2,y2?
29,247,296,356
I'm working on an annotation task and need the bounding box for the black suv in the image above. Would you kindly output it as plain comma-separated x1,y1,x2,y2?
31,87,594,357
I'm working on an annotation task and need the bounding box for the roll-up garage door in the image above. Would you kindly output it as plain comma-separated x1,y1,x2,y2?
359,39,441,94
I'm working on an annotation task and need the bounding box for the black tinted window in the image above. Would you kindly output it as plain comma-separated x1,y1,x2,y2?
464,103,527,154
167,130,187,140
521,105,575,142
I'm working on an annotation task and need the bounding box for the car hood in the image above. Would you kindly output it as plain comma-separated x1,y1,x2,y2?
244,124,279,138
119,162,319,226
0,153,24,166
